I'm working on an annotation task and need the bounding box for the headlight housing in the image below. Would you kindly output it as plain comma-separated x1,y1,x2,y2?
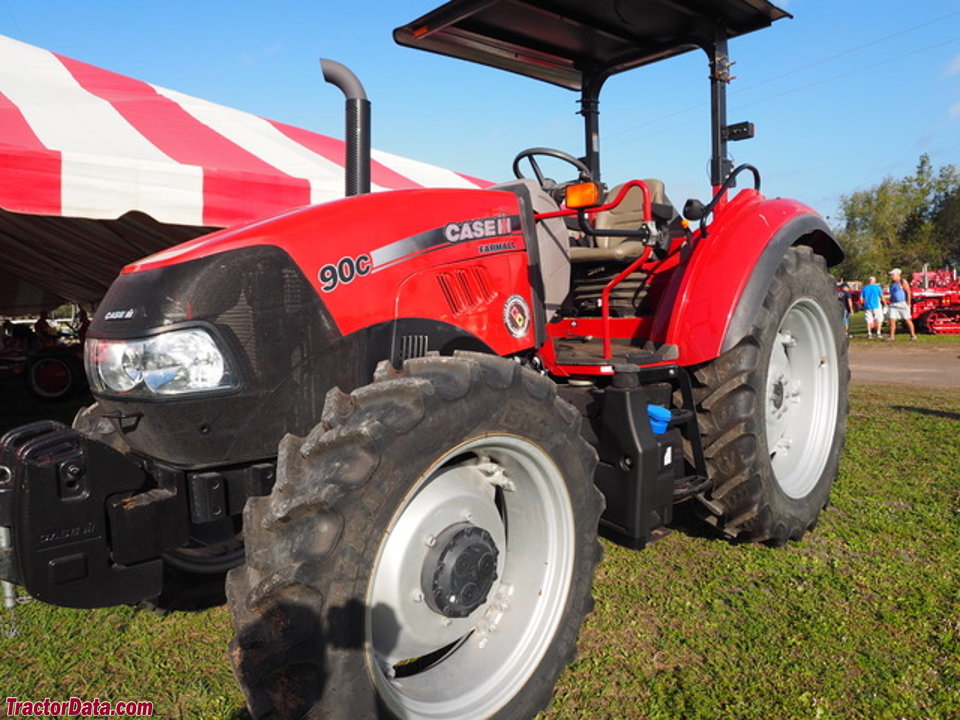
86,328,238,397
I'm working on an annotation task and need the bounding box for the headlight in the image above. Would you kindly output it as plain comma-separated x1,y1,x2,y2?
87,328,237,396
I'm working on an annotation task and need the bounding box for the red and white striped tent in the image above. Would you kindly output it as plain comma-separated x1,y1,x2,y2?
0,34,490,314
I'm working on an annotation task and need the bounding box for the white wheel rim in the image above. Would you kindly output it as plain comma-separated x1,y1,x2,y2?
366,434,575,719
764,297,840,498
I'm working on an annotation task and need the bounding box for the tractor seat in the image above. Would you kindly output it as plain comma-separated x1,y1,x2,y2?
569,178,675,262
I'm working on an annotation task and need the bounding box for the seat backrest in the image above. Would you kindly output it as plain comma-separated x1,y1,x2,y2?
593,179,667,248
489,179,570,316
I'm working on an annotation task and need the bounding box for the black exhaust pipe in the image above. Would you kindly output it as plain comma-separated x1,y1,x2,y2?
320,59,371,196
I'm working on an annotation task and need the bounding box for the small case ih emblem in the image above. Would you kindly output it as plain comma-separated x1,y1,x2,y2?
443,215,512,243
503,294,530,338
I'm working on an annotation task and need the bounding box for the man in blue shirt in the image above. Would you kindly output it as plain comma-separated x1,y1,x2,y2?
860,276,884,338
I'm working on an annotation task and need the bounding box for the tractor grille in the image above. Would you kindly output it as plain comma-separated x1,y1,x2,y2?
87,245,343,466
398,334,430,361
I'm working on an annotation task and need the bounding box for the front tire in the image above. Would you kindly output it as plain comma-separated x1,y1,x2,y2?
693,246,848,544
227,352,603,719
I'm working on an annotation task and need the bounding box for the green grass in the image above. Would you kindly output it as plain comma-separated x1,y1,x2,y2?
544,383,960,720
2,384,959,719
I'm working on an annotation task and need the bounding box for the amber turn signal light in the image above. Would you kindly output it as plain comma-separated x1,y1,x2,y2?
564,182,602,209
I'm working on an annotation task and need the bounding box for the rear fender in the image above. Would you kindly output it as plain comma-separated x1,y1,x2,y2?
654,192,843,366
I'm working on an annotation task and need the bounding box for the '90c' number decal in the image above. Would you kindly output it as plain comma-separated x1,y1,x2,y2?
319,254,372,292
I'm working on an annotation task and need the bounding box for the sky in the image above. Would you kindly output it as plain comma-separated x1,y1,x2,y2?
2,0,959,223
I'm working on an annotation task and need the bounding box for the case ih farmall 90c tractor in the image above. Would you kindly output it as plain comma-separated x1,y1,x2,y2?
1,2,848,718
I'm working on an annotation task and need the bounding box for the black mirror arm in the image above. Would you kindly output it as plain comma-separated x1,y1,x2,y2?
699,164,761,237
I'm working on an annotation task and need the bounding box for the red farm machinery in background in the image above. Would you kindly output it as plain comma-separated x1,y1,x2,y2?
911,268,960,334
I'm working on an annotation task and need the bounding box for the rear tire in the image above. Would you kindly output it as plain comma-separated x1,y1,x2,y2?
693,246,848,544
24,351,84,401
227,352,603,720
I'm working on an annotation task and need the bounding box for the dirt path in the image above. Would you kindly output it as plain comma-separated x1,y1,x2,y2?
848,340,960,388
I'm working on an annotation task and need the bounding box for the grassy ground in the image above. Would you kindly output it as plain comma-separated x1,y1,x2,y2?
1,383,958,719
545,382,960,720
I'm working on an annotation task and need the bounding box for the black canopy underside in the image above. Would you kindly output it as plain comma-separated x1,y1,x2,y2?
395,0,790,90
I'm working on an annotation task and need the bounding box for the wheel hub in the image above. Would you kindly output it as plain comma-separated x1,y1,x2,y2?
770,377,786,411
422,523,499,618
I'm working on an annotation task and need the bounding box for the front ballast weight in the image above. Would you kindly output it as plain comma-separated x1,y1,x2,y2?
0,421,273,611
0,421,174,608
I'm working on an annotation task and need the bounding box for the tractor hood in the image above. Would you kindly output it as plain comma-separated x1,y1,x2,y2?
119,187,530,339
86,186,537,467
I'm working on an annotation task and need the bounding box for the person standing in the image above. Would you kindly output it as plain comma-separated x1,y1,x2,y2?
33,310,52,337
860,276,884,338
836,281,854,336
885,268,916,341
73,308,91,343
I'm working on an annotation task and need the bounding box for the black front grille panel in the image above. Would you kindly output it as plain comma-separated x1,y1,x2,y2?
87,246,361,467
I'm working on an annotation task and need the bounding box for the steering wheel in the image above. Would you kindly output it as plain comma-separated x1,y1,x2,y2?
512,147,594,191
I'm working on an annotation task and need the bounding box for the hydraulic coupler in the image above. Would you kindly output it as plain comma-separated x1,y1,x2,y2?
0,421,186,608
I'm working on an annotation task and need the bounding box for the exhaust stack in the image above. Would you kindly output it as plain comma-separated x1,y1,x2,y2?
321,59,371,196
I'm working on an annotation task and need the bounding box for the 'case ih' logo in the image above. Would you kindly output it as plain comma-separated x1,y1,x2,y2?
104,309,136,321
444,215,512,243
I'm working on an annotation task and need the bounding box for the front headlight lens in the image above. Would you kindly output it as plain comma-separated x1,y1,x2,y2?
98,341,144,392
88,328,236,396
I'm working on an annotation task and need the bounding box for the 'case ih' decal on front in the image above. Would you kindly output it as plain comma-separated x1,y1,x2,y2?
104,309,137,321
370,214,522,273
443,215,513,242
316,214,522,293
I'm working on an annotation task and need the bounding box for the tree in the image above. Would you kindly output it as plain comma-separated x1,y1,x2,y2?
835,154,960,281
932,182,960,267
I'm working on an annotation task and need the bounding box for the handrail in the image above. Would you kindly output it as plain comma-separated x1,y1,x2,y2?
535,179,656,358
601,245,654,359
534,179,652,228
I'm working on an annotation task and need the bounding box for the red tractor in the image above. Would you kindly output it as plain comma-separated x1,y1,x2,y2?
0,2,848,718
911,269,960,334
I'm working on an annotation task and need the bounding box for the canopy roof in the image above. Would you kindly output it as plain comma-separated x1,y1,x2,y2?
395,0,790,90
0,34,489,314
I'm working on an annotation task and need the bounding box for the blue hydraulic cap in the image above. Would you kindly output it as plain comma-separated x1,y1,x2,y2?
647,404,672,435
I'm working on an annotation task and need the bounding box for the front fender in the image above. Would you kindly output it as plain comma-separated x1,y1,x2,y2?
654,191,843,366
